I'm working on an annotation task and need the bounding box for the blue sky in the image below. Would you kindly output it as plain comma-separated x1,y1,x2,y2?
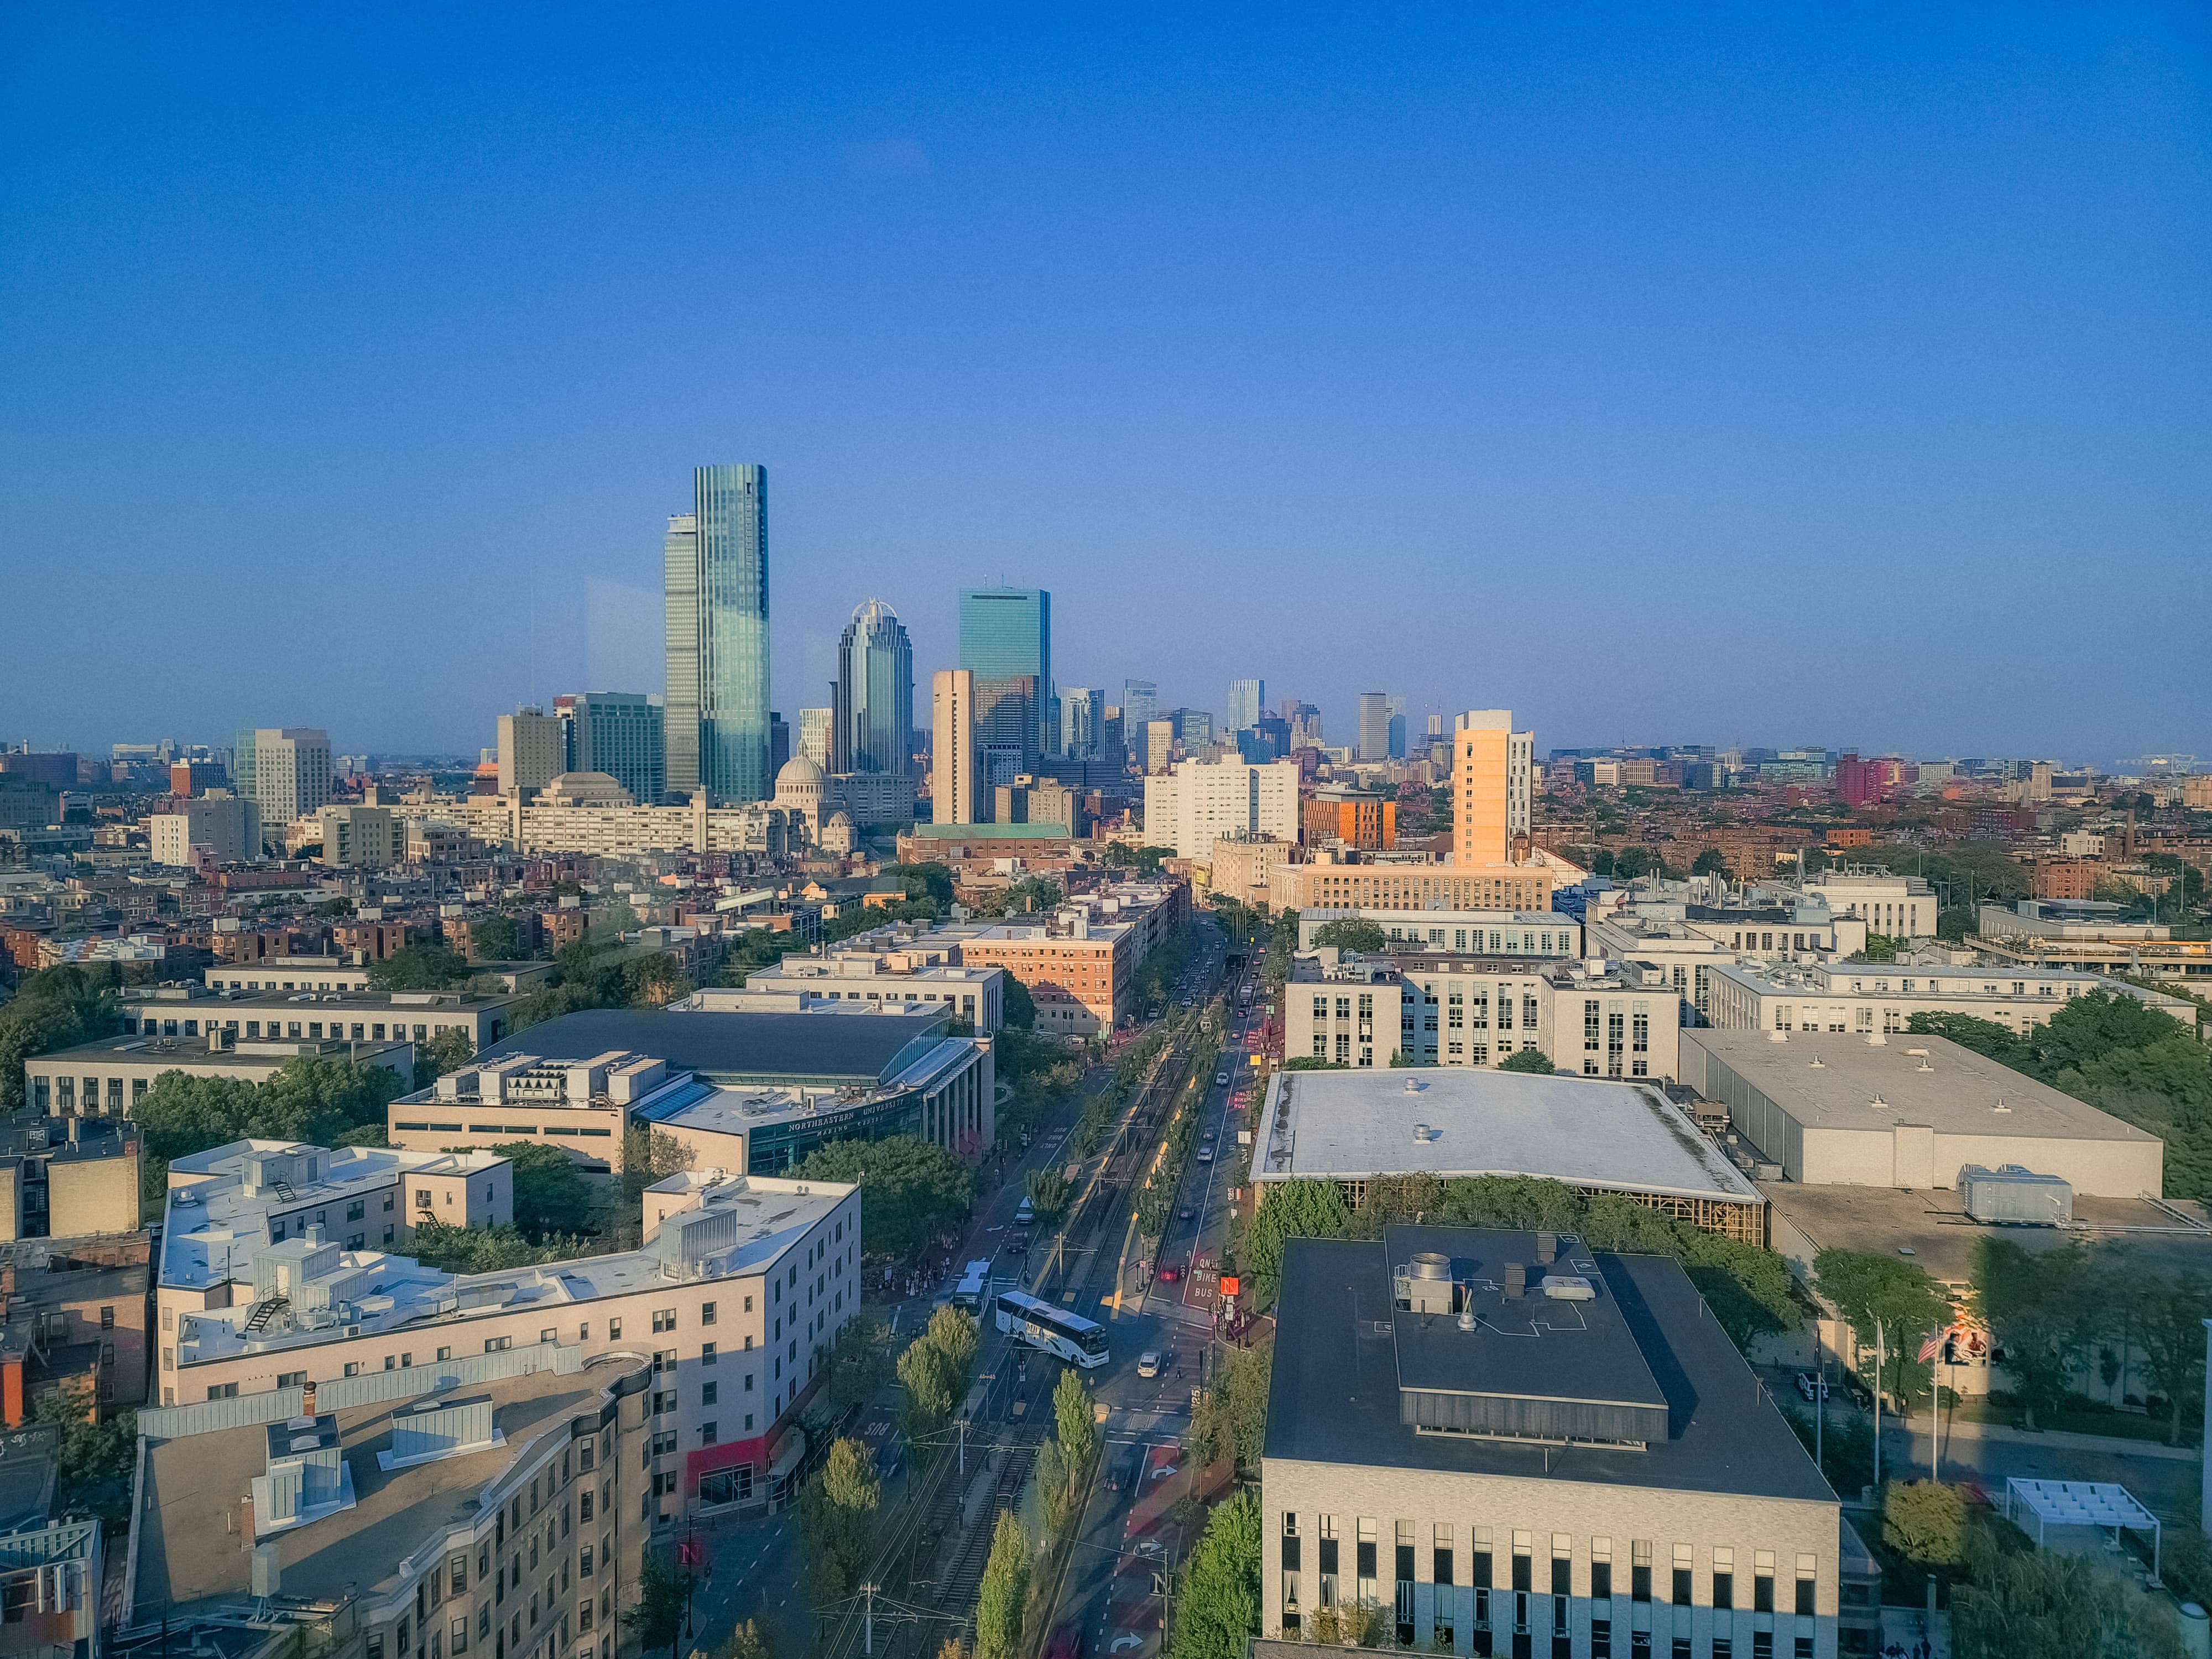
3,6,2207,765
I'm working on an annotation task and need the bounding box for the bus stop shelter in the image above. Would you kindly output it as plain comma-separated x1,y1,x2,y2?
2002,1478,2162,1583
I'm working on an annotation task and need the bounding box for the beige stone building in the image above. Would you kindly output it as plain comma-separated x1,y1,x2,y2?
1263,1227,1871,1658
1207,834,1301,907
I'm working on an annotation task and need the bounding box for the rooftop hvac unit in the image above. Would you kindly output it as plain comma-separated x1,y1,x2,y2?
1960,1165,2072,1225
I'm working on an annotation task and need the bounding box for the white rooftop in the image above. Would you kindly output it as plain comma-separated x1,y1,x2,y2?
1682,1029,2164,1146
160,1141,512,1291
172,1168,851,1364
1250,1067,1762,1206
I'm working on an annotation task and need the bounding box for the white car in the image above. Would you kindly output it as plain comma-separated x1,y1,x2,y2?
1197,1144,1214,1163
1214,1072,1229,1087
1138,1352,1161,1378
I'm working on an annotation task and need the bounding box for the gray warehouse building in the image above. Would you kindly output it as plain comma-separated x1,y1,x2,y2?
1679,1028,2164,1198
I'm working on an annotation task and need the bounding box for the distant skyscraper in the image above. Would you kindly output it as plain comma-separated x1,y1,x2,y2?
931,669,980,825
797,707,832,767
664,464,771,802
832,599,914,776
1060,687,1105,759
1357,693,1391,762
497,708,564,796
553,693,665,804
959,588,1051,770
1285,702,1323,749
1386,694,1408,760
1227,679,1265,735
234,728,332,826
1121,680,1159,740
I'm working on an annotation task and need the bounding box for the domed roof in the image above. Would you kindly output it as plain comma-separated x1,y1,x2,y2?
776,755,827,788
851,597,899,626
825,810,853,826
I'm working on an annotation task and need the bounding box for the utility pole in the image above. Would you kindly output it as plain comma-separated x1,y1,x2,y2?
864,1581,877,1656
1873,1324,1884,1486
958,1417,967,1479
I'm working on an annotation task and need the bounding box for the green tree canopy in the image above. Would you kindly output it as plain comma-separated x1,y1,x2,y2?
1689,848,1730,877
468,914,520,962
1024,1165,1073,1220
1248,1178,1353,1302
798,1436,880,1604
1189,1339,1271,1476
796,1135,974,1261
1813,1248,1952,1407
896,1305,979,1439
1950,1517,2185,1659
1883,1481,1967,1569
972,1511,1032,1659
412,1026,477,1089
1000,973,1037,1030
1052,1366,1098,1473
884,860,956,906
134,1053,406,1188
622,1548,688,1653
1308,919,1387,953
493,1141,593,1241
1166,1490,1260,1659
1971,1238,2096,1428
1498,1047,1555,1074
0,964,123,1112
368,944,470,990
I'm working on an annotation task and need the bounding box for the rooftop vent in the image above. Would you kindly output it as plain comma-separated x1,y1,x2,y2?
1809,1055,1826,1068
1535,1232,1557,1265
1402,1077,1426,1094
1501,1262,1526,1300
1993,1098,2012,1114
1408,1251,1450,1280
1868,1094,1891,1110
1541,1275,1596,1301
1411,1122,1438,1143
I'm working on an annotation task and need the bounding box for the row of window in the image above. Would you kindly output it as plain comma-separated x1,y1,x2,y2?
127,1015,455,1041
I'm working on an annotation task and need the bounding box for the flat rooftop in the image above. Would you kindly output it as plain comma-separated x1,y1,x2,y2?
171,1168,849,1365
477,1005,949,1085
1265,1228,1833,1503
1683,1029,2162,1147
30,1033,412,1073
138,1358,637,1616
1251,1067,1762,1207
161,1141,510,1292
1765,1181,2212,1286
128,985,519,1009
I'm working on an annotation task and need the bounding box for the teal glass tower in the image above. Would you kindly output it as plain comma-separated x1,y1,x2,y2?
958,587,1051,775
664,464,771,802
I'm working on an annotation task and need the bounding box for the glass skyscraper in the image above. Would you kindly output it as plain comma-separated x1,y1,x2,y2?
664,464,771,802
832,598,914,776
959,587,1051,772
1226,678,1265,734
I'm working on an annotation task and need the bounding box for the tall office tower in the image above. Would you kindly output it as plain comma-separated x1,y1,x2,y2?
1146,719,1176,774
230,728,257,805
234,729,332,826
797,707,832,767
931,670,980,825
552,693,666,805
1427,712,1443,739
1386,694,1408,760
1060,687,1105,759
1121,679,1159,739
1453,709,1536,865
770,712,790,776
1226,679,1265,735
663,465,771,802
833,599,914,776
959,587,1051,770
497,708,565,796
1357,693,1391,761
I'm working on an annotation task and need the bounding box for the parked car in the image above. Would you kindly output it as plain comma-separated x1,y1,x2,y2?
1843,1374,1873,1409
1793,1372,1830,1402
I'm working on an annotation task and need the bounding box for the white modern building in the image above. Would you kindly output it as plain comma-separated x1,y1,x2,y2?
1768,868,1937,940
446,787,793,858
1298,907,1581,958
150,792,260,865
239,728,332,828
1704,959,2197,1037
1143,757,1300,860
698,952,1006,1031
1681,1027,2166,1197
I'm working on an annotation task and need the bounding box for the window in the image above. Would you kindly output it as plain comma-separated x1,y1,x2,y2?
1753,1551,1774,1613
1671,1544,1693,1605
701,1422,717,1444
702,1381,718,1406
652,1309,676,1333
1631,1541,1651,1603
701,1342,717,1365
1713,1547,1733,1610
608,1319,622,1339
1794,1554,1816,1616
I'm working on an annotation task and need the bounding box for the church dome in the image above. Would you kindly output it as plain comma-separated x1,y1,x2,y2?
776,755,827,789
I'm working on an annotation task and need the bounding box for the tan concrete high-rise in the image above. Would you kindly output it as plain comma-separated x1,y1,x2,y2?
932,669,980,824
1453,708,1534,865
497,707,565,796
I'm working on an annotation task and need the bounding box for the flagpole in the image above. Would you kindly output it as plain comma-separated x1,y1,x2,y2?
1874,1324,1884,1487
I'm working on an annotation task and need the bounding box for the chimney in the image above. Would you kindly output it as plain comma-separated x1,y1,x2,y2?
1502,1263,1526,1300
302,1380,317,1416
305,1224,323,1248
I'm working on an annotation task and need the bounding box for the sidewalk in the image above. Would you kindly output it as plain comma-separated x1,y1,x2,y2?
1900,1414,2201,1463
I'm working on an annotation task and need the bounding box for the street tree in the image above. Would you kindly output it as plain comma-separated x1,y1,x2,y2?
799,1436,880,1603
1812,1248,1953,1409
2126,1267,2212,1444
1166,1490,1260,1659
797,1135,974,1261
1052,1367,1097,1474
1498,1048,1555,1075
972,1511,1031,1659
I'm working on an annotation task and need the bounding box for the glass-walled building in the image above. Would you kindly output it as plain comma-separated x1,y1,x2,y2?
959,587,1051,773
664,464,771,802
833,598,914,776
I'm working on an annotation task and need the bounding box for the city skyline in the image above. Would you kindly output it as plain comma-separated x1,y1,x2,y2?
5,11,2208,763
